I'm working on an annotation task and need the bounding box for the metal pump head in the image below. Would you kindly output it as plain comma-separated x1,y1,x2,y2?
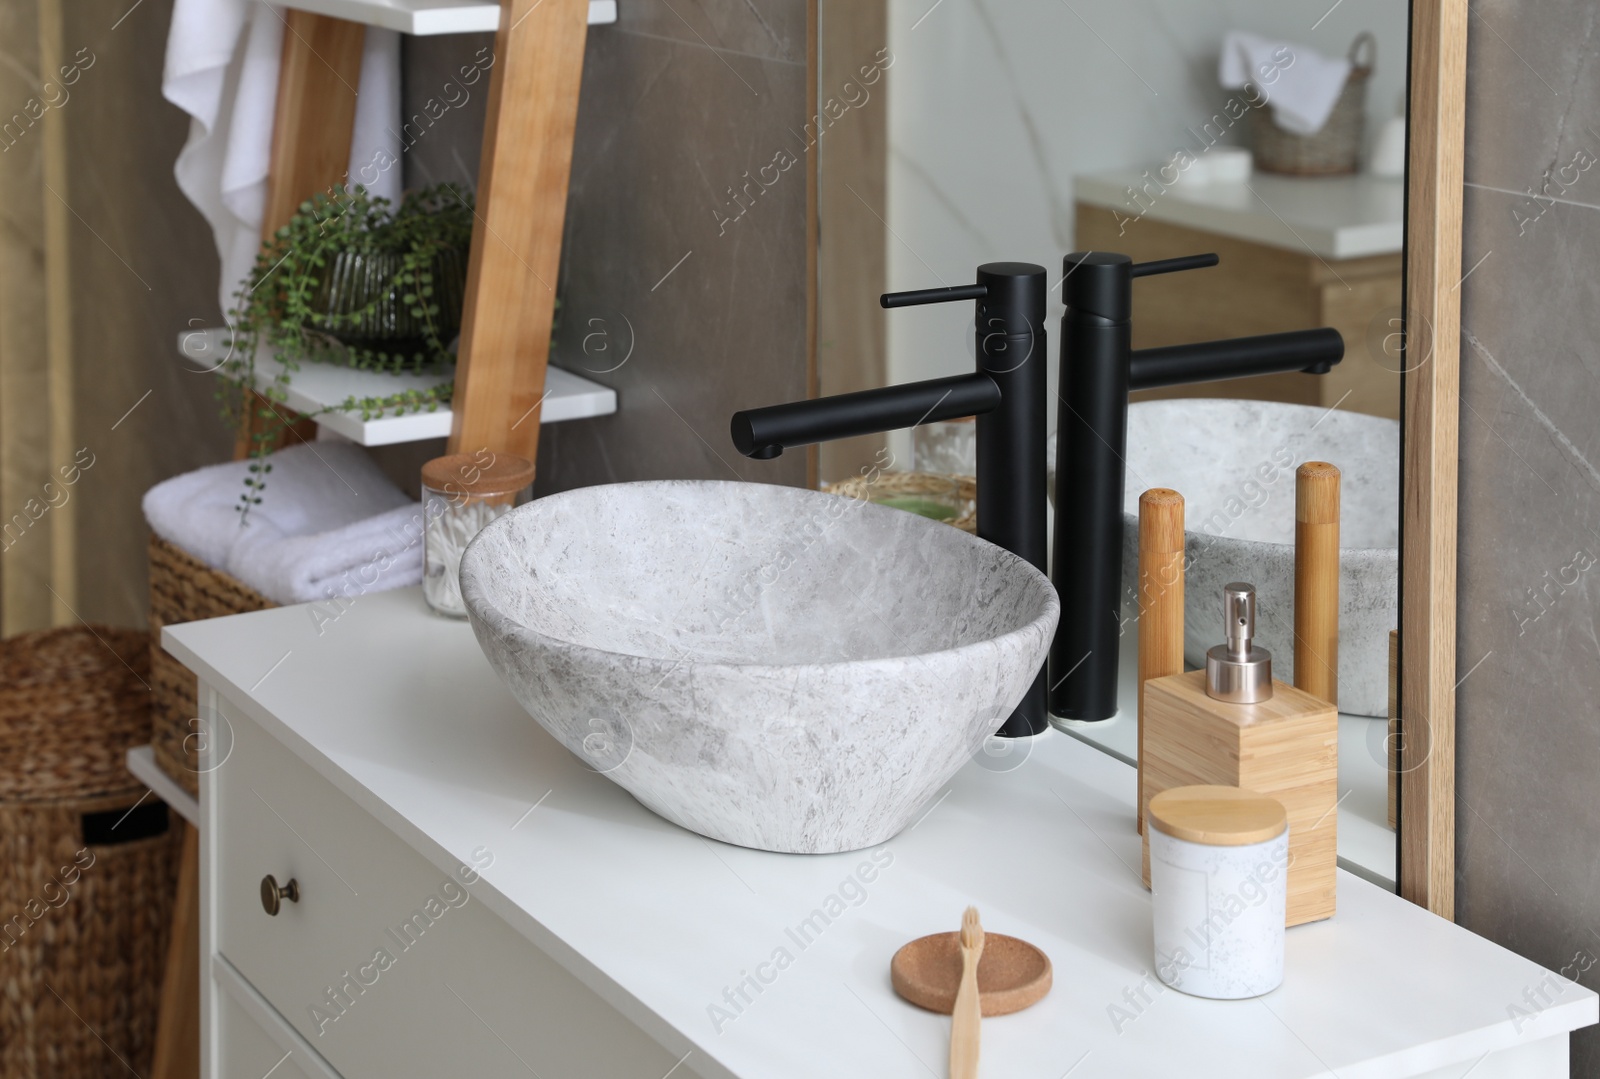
1205,583,1274,704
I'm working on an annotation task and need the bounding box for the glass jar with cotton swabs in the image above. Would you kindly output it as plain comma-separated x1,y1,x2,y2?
421,452,534,617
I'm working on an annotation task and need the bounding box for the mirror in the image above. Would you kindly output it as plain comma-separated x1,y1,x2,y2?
814,0,1412,890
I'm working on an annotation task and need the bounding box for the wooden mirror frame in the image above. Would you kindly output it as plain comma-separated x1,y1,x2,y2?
806,0,1469,916
1399,0,1467,917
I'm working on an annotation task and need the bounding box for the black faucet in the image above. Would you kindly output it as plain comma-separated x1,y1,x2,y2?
732,262,1051,737
729,251,1345,738
1049,251,1342,724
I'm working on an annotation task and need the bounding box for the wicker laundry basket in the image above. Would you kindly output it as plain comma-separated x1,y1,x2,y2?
1251,33,1376,176
148,534,275,797
0,625,180,1079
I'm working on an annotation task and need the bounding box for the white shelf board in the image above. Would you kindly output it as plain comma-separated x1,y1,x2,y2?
126,745,200,828
277,0,616,35
179,328,616,447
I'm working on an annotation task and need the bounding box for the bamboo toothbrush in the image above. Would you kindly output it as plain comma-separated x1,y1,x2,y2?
950,906,984,1079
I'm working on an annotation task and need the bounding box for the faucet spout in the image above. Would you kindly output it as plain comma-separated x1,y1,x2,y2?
1128,328,1345,391
731,373,1000,459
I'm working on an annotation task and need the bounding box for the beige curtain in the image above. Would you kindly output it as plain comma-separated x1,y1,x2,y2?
0,0,74,632
0,0,230,635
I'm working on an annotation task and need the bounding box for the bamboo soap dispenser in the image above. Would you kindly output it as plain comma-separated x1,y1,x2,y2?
1140,584,1338,927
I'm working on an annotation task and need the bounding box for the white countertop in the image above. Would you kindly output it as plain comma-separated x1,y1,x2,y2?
1075,168,1405,260
165,588,1595,1079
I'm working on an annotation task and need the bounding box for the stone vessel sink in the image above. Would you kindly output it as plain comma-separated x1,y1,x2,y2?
459,480,1058,854
1117,399,1398,717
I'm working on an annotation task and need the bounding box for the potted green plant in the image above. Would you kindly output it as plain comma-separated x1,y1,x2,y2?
218,183,474,517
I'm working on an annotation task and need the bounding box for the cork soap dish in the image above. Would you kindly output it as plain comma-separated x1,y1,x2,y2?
891,931,1052,1016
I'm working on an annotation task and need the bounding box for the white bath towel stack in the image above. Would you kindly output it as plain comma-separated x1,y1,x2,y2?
143,443,426,605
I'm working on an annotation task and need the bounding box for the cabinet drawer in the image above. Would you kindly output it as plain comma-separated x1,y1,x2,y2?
212,702,678,1079
216,956,341,1079
219,996,330,1079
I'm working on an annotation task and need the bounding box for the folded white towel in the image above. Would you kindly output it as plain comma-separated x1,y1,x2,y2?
163,1,403,316
142,444,425,606
1219,32,1352,137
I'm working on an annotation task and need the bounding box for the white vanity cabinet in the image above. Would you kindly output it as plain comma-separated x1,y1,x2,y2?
168,589,1596,1079
199,695,676,1078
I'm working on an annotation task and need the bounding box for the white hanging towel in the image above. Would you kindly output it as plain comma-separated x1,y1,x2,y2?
1218,31,1351,137
162,0,402,317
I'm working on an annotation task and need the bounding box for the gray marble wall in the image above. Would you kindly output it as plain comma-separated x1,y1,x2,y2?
1456,3,1600,1073
401,0,811,496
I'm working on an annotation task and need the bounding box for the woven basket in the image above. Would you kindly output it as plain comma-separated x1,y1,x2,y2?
1251,33,1375,176
822,471,977,533
0,625,179,1079
148,534,275,797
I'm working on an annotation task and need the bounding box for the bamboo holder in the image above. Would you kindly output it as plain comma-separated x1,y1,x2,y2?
1137,488,1185,836
1294,462,1341,707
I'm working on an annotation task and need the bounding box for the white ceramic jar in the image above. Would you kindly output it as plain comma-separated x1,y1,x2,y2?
1147,785,1289,1000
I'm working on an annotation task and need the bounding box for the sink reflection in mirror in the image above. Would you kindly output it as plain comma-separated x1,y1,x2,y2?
1117,400,1398,717
1046,399,1399,717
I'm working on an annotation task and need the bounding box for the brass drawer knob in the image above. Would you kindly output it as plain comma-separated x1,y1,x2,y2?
260,874,299,916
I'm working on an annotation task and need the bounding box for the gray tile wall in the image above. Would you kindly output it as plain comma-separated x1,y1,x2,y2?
400,0,811,496
1456,3,1600,1073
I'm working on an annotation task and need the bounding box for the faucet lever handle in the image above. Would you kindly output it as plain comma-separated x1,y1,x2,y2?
880,283,987,309
1130,253,1220,278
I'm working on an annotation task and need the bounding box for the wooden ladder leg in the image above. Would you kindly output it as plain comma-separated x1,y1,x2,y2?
234,10,367,462
448,0,591,465
150,823,200,1079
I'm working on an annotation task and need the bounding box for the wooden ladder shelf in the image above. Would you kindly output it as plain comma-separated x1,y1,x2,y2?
234,0,593,468
156,7,593,1077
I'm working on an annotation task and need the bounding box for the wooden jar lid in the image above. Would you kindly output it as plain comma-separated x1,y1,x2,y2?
1147,785,1287,846
421,453,534,497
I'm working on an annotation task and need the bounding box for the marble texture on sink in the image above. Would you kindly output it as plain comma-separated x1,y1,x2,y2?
459,479,1059,854
1118,399,1400,716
